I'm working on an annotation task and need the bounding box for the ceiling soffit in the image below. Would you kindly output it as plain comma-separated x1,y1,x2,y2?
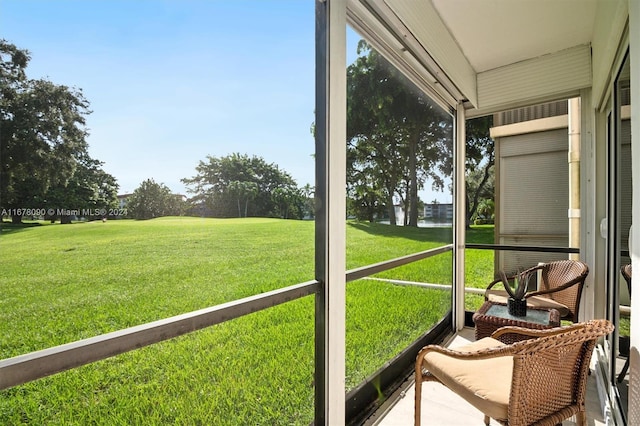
349,0,599,112
430,0,598,73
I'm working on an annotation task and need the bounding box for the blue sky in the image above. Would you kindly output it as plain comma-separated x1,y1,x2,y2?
1,0,326,195
2,0,450,203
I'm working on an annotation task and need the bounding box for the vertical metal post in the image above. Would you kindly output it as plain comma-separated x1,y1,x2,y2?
608,57,622,387
315,0,347,424
628,2,640,424
453,105,466,330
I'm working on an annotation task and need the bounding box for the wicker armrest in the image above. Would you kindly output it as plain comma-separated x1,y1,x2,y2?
490,324,566,342
526,278,581,298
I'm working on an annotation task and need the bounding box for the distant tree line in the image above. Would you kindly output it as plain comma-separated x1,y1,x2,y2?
123,153,315,220
125,179,186,220
181,153,314,220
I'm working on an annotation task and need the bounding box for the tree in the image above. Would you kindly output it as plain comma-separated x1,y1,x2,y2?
182,153,301,218
45,153,119,223
346,163,387,222
272,186,305,219
473,198,495,224
465,116,495,228
228,180,258,218
126,179,183,220
0,40,98,223
346,41,452,226
300,183,315,219
346,40,495,228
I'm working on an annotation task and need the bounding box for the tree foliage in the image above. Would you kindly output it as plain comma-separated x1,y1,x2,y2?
465,116,495,227
299,183,315,219
346,40,495,227
182,153,303,219
45,153,119,223
271,186,303,219
126,179,184,220
228,180,258,218
346,41,452,226
1,40,117,223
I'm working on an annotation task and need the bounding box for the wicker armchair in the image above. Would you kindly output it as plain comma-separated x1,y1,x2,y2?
414,319,613,426
485,260,589,322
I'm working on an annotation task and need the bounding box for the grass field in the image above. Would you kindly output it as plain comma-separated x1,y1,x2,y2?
0,217,493,425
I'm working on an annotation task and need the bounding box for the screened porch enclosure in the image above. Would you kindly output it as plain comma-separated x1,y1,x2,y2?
322,0,639,424
1,0,639,425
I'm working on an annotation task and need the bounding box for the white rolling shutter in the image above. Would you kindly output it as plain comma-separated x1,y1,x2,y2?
497,128,569,272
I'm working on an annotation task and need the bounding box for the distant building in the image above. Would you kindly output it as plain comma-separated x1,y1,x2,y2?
424,203,453,220
117,193,133,209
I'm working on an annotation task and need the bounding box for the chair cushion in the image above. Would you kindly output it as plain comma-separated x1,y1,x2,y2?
422,337,511,421
485,289,570,317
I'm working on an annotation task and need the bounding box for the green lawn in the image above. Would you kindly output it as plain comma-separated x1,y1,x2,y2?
0,217,493,425
464,224,497,311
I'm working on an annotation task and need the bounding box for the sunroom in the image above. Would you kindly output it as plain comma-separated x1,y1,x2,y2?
0,0,637,425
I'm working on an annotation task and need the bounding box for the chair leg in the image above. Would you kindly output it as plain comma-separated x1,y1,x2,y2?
576,410,587,426
415,378,422,426
617,358,630,383
484,415,490,425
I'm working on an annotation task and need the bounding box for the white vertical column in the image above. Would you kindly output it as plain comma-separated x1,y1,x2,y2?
454,105,466,330
568,97,581,261
578,88,596,322
315,0,346,424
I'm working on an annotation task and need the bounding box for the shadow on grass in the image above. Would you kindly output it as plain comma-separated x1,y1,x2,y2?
347,220,452,243
0,220,45,236
465,225,495,244
347,221,495,244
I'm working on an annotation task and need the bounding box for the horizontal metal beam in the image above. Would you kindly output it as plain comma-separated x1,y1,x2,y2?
346,245,453,282
363,277,484,295
0,280,320,390
465,243,579,254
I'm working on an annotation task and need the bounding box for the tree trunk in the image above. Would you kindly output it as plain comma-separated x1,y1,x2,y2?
467,163,494,229
61,215,72,224
408,133,419,227
397,192,408,226
11,214,22,224
403,196,410,226
387,193,396,226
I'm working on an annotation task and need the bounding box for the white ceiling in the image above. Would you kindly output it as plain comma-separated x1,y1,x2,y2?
431,0,599,73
